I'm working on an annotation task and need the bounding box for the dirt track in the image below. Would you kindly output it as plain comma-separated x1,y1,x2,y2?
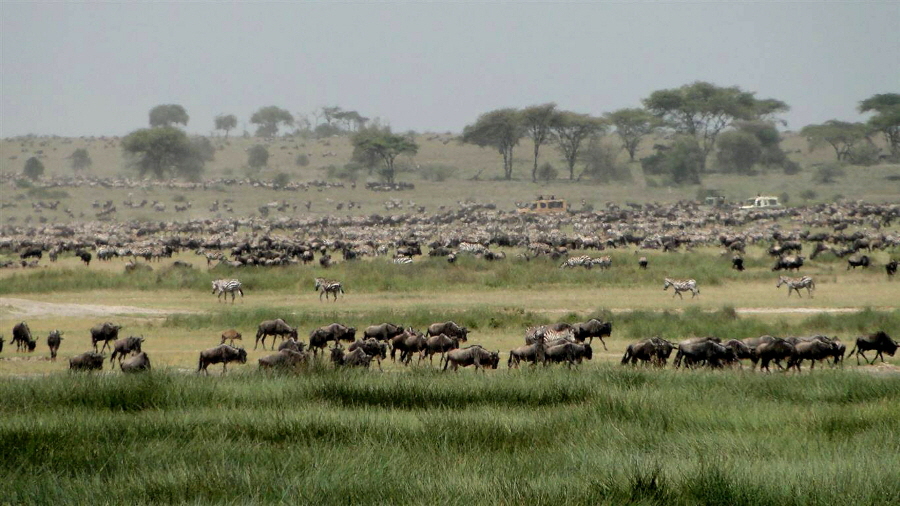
0,297,191,319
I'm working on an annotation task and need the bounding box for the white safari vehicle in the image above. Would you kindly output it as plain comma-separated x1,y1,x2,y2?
740,196,782,210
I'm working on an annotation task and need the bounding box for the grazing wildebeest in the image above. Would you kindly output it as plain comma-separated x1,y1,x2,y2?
847,255,870,270
330,345,373,368
69,351,104,371
363,323,405,342
754,339,796,372
422,334,460,366
198,344,247,374
120,352,151,373
772,255,804,272
255,319,298,350
621,337,675,366
46,329,63,361
571,319,611,349
278,338,306,353
848,331,898,365
258,349,308,370
732,255,745,271
348,339,388,370
443,345,500,372
110,336,144,364
674,339,733,368
220,329,242,346
886,260,898,277
12,322,33,352
90,322,122,352
426,321,469,341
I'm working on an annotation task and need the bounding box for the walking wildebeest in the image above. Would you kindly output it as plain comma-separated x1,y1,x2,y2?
363,323,405,342
110,336,144,364
443,345,499,372
120,352,151,373
621,337,675,367
754,339,796,372
220,329,242,346
674,339,734,368
885,260,898,277
571,319,611,349
12,322,34,352
75,250,92,266
544,342,578,367
772,255,804,272
848,331,898,365
422,334,460,367
425,321,469,341
258,349,308,370
508,336,548,368
308,323,356,356
47,330,63,361
330,345,373,368
396,330,428,365
198,344,248,374
90,322,122,352
255,319,298,350
732,255,745,271
69,351,104,371
787,339,839,371
847,255,870,270
348,339,388,370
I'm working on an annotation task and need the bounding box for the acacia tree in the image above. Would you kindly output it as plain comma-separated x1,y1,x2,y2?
149,104,189,128
247,145,269,170
68,148,92,171
800,120,869,161
606,108,660,161
351,127,418,184
521,103,558,182
461,109,525,180
250,106,294,138
859,93,900,157
214,114,238,138
552,112,607,180
23,157,44,180
643,82,788,169
121,127,206,180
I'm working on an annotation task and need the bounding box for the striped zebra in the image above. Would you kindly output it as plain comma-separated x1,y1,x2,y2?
524,325,574,345
663,278,699,299
392,256,413,265
776,275,815,298
591,256,612,269
212,279,244,303
560,255,593,269
314,277,344,301
457,242,488,256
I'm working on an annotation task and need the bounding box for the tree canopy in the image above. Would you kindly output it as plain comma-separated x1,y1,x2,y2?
149,104,189,128
351,127,418,184
247,145,270,170
23,156,44,180
800,120,870,162
214,114,238,138
68,148,92,171
606,108,660,161
521,103,558,182
121,127,206,181
250,106,294,138
461,109,525,180
552,112,607,180
859,93,900,157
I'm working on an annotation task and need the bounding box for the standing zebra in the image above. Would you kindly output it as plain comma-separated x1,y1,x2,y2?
212,279,244,303
663,278,699,299
314,277,344,301
776,276,815,298
392,256,413,265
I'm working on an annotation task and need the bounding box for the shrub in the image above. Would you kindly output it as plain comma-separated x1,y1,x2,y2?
800,189,817,201
537,162,558,182
273,172,291,189
813,163,845,184
582,142,632,183
846,143,880,166
23,157,44,180
419,164,458,182
779,192,790,205
247,144,269,170
295,154,310,167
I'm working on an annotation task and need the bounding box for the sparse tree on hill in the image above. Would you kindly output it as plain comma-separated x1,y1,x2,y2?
552,112,607,180
247,144,270,170
250,106,294,138
23,157,44,180
214,114,238,138
859,93,900,158
121,127,206,180
149,104,189,128
607,108,660,161
68,148,92,172
351,127,418,184
461,108,525,180
521,103,559,182
800,120,870,162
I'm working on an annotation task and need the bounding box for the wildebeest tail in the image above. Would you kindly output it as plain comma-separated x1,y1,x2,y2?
621,346,632,365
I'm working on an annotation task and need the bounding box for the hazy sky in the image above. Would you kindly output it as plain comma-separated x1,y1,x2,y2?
1,1,898,137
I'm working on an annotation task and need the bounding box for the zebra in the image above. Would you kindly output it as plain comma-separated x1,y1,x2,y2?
457,242,488,256
97,247,118,261
314,277,344,301
212,279,244,303
560,255,593,269
392,256,413,265
776,276,815,298
663,278,699,299
591,256,612,269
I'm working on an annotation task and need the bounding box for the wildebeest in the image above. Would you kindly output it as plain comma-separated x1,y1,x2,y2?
772,255,804,272
788,339,839,371
847,255,870,270
732,255,745,271
255,319,298,350
198,344,248,374
348,339,388,369
110,336,144,363
75,250,92,266
258,349,308,370
69,351,104,371
20,248,42,260
395,329,428,365
754,339,796,372
308,323,356,355
46,329,63,360
220,329,242,346
278,338,306,353
571,319,611,349
848,331,898,365
621,337,676,366
674,339,733,368
330,345,373,368
544,342,579,367
0,336,4,354
508,337,548,368
638,256,648,269
422,334,460,366
120,352,151,373
426,321,469,341
12,322,34,352
722,339,753,367
443,345,500,372
886,260,898,277
363,322,405,342
90,322,122,352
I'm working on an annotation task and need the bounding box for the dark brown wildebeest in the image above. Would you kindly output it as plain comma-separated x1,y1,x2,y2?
754,339,796,372
255,319,298,350
638,256,648,269
110,336,144,364
847,255,870,270
621,337,675,367
120,352,151,373
398,330,428,365
0,335,4,354
544,342,578,367
885,260,897,277
12,322,33,352
422,334,460,366
787,339,838,371
258,349,308,370
75,250,92,266
772,255,804,272
348,339,388,370
508,336,547,368
848,331,898,365
722,339,753,367
443,345,500,372
278,338,306,353
90,322,122,352
330,345,372,368
309,323,356,356
47,330,63,361
20,248,42,260
363,323,405,342
732,255,745,271
198,344,248,374
571,319,611,349
674,339,733,368
220,329,242,346
69,351,104,371
425,321,469,341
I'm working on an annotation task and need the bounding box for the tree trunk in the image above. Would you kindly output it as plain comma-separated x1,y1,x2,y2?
532,143,540,183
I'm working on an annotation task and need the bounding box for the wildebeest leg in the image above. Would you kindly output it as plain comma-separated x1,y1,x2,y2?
223,362,228,374
857,350,868,365
597,337,608,351
875,350,884,363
